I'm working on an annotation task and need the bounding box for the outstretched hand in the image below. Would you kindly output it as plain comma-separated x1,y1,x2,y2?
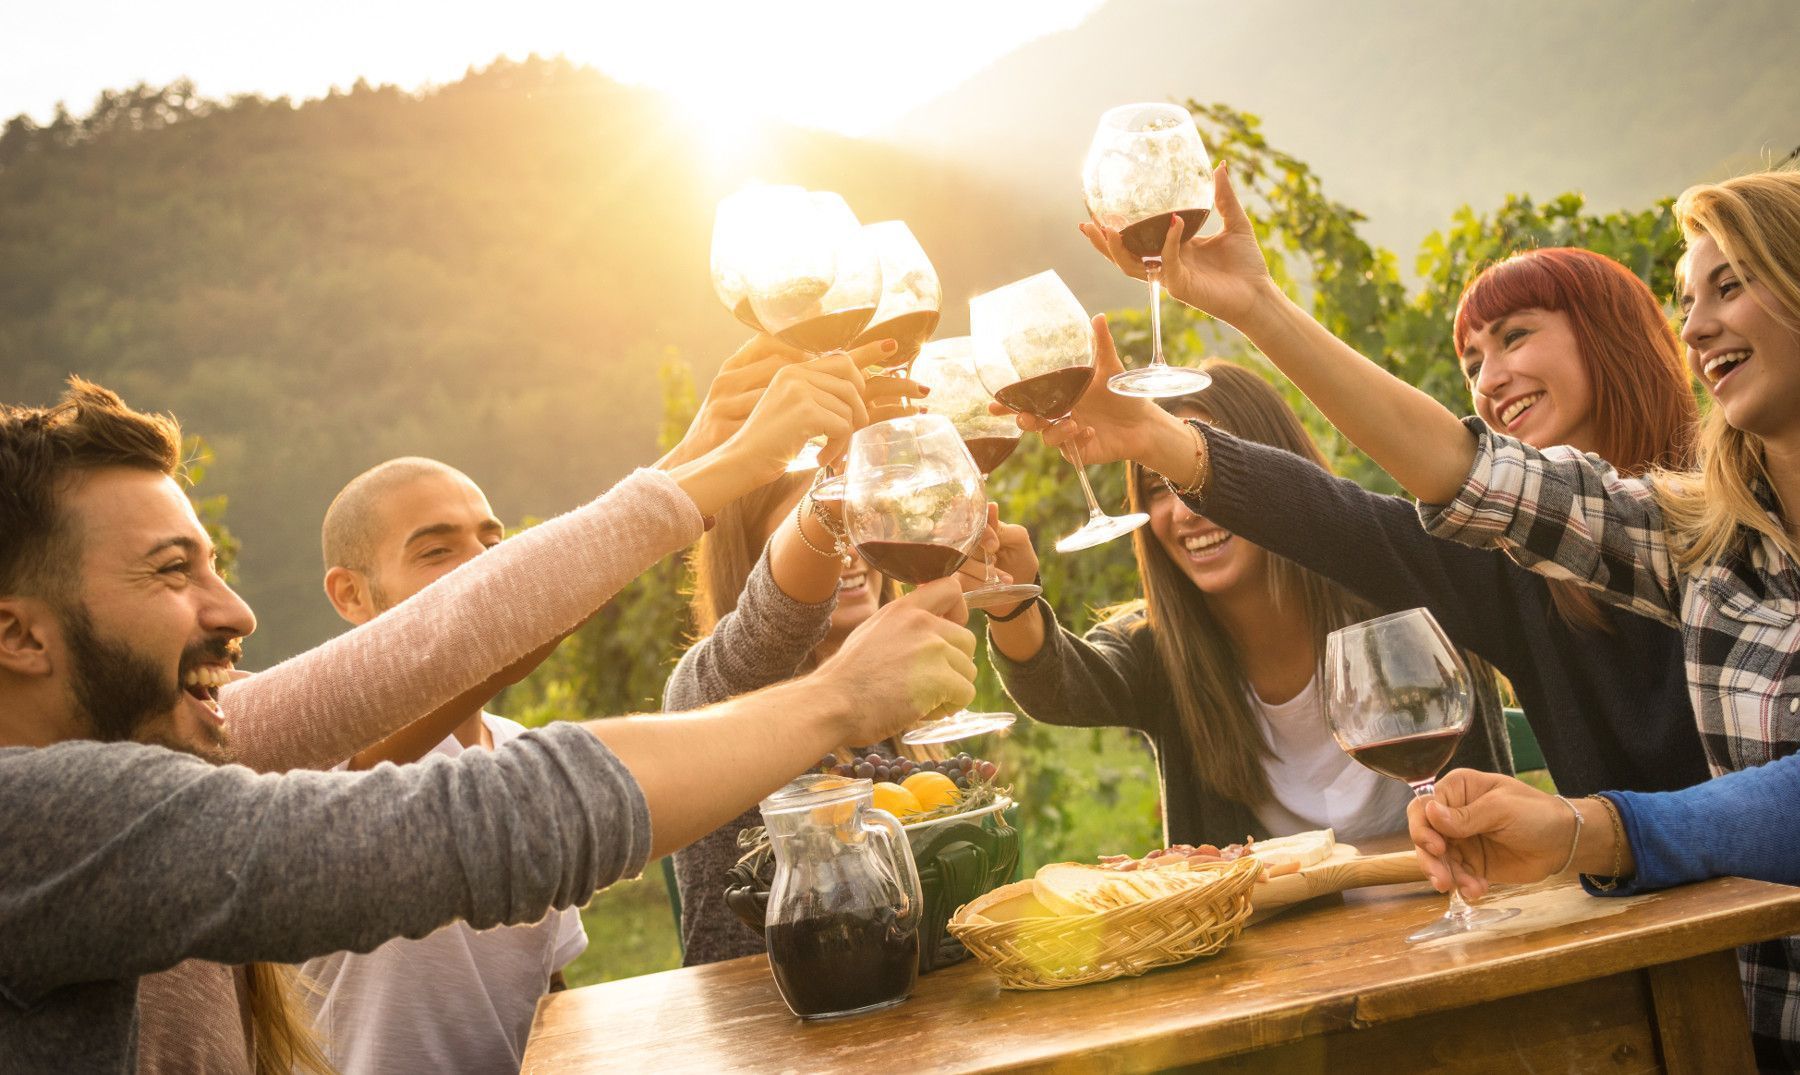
1079,162,1277,330
818,578,978,745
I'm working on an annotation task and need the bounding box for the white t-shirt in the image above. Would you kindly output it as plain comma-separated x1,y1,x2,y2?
1248,676,1413,842
301,714,589,1075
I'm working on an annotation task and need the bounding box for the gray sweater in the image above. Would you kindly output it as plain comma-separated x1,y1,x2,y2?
663,548,836,965
0,722,649,1073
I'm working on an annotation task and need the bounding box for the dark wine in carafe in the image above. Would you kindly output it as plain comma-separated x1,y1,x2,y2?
766,908,918,1019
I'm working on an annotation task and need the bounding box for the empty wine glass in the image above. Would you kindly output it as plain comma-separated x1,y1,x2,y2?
850,221,942,372
747,191,884,471
970,270,1148,553
1082,103,1215,398
909,337,1040,611
711,184,805,333
844,413,1017,745
1323,608,1521,943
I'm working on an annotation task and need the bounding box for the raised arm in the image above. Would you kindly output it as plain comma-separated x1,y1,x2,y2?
1079,164,1475,504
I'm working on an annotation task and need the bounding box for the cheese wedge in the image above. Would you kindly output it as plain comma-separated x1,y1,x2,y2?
1033,861,1216,916
1245,829,1336,876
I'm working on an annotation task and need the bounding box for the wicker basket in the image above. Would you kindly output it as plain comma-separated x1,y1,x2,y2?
946,854,1261,990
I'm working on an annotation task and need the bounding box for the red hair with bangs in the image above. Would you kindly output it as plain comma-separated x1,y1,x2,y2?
1453,247,1696,475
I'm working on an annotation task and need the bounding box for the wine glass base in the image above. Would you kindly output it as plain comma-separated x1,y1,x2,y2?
1406,904,1521,943
964,583,1042,611
1108,365,1213,399
1054,512,1150,553
901,711,1016,746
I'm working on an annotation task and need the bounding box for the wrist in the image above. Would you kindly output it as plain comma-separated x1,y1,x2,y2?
1140,409,1198,482
1234,278,1295,340
667,440,754,519
1572,798,1621,877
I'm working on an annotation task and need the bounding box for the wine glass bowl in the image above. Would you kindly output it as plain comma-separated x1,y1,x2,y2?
1323,608,1520,942
909,338,1041,611
970,271,1148,554
1082,102,1216,398
748,192,883,356
851,221,942,370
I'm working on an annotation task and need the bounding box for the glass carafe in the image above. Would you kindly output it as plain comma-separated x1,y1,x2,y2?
760,775,922,1019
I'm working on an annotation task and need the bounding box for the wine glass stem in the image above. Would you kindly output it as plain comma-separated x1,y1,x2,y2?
1057,419,1109,520
1144,257,1168,369
1411,780,1476,923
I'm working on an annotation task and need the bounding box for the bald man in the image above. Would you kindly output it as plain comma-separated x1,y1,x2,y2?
305,457,583,1074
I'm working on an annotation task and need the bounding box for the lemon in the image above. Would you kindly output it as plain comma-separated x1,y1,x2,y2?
901,771,960,812
871,781,922,818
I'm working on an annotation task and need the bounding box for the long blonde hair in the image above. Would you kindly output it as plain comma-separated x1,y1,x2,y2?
1112,361,1379,806
245,964,334,1075
1656,169,1800,569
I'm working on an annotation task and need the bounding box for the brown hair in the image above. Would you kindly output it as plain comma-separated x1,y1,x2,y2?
1659,169,1800,569
1453,247,1699,632
1114,361,1377,806
0,377,182,599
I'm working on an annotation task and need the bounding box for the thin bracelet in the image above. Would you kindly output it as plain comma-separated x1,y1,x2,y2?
1552,795,1583,875
1160,419,1211,497
808,492,848,540
986,580,1042,623
793,500,849,565
1584,794,1626,890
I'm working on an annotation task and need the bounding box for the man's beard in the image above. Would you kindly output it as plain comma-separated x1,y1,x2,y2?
61,603,235,764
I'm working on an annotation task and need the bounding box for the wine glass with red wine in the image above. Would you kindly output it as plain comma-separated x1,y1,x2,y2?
850,222,942,373
1082,103,1215,398
711,184,805,333
747,191,884,471
1324,608,1521,943
909,337,1041,611
969,270,1149,554
843,413,1017,745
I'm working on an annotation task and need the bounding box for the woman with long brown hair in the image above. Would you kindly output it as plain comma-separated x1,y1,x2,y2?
1026,247,1710,801
985,358,1510,847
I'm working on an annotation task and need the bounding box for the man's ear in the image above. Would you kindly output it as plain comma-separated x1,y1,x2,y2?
323,567,375,626
0,598,55,678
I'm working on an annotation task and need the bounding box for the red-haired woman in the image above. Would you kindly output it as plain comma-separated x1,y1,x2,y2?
1012,243,1708,801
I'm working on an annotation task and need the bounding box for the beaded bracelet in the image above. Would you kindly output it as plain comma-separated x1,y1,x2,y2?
793,500,850,566
1160,418,1211,498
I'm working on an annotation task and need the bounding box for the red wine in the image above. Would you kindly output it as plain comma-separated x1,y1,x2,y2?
993,366,1096,421
776,306,878,354
852,309,941,369
854,540,968,586
1347,728,1465,785
963,436,1018,476
766,910,918,1019
1119,207,1212,260
732,297,765,333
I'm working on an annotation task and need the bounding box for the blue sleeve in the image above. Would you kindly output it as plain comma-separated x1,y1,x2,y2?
1583,753,1800,895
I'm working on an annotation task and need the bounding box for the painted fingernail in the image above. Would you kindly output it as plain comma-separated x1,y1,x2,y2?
919,385,931,395
881,340,898,354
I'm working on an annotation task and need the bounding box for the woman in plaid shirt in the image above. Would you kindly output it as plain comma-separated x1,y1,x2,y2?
1079,165,1800,1069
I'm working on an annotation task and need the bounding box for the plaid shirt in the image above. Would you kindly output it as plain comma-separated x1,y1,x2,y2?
1421,419,1800,1069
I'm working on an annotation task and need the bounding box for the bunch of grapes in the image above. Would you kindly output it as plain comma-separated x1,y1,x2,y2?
819,751,1000,790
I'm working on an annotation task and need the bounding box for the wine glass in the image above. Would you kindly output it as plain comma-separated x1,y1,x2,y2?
746,191,884,471
1082,102,1216,398
843,413,1017,745
850,221,942,372
969,270,1149,553
909,337,1041,611
711,184,805,333
1323,608,1521,943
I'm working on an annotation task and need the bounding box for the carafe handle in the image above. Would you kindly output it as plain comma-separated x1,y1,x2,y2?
863,807,923,922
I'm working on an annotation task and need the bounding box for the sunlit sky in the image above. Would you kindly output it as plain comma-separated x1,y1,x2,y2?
4,0,1106,137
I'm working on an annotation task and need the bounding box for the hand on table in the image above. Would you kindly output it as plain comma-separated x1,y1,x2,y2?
1407,768,1582,902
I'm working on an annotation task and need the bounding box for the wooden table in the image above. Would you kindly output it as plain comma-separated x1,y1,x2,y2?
523,871,1800,1073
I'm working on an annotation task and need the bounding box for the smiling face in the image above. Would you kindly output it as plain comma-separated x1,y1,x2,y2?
1460,308,1601,453
1141,406,1271,600
1681,233,1800,445
57,468,255,759
355,471,505,617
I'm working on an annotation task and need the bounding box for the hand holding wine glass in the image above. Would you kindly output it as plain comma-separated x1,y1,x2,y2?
657,333,814,469
1324,608,1521,942
1079,159,1280,335
726,353,871,480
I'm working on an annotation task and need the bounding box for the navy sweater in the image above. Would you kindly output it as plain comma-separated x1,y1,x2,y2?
1188,426,1709,796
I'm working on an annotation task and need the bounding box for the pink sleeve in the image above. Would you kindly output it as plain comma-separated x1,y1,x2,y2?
220,468,704,773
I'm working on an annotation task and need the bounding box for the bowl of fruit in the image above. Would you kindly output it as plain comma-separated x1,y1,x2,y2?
724,751,1019,974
